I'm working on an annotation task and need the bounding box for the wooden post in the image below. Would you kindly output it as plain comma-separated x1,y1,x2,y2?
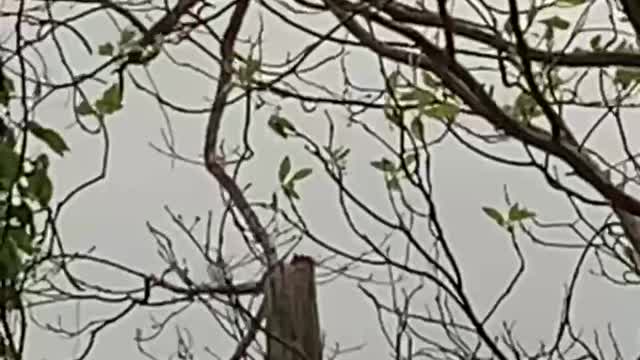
265,255,322,360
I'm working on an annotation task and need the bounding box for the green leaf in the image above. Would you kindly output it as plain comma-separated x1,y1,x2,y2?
95,84,123,115
400,88,436,107
371,158,395,172
0,144,20,191
27,167,53,206
410,116,424,138
98,42,115,56
423,103,460,121
482,207,505,226
33,154,49,171
614,68,640,88
615,39,634,52
278,156,291,183
0,73,14,107
0,239,21,281
384,105,402,126
239,58,260,84
514,92,542,120
508,203,536,222
291,168,312,181
268,115,296,139
277,116,295,132
268,121,286,138
11,203,34,228
28,124,69,156
557,0,587,7
503,19,513,35
589,34,602,51
76,100,95,116
119,28,136,46
0,285,21,310
8,227,34,255
336,147,350,160
328,146,350,170
403,153,417,167
387,176,401,191
539,16,571,30
421,72,438,87
282,182,300,200
0,201,7,219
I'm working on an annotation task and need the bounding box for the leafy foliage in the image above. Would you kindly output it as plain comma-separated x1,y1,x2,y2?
238,58,260,85
0,70,14,108
0,70,59,282
268,114,296,139
75,83,123,118
119,28,137,47
278,156,312,200
371,158,395,173
614,68,640,89
325,145,350,172
0,144,20,191
370,154,418,192
483,203,536,232
98,42,115,56
95,84,123,115
0,146,53,280
539,16,571,30
384,70,461,129
28,123,70,156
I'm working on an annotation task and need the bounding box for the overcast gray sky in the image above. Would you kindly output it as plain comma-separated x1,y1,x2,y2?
5,1,640,359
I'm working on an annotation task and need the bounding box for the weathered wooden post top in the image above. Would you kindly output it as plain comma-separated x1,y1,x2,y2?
265,254,322,360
